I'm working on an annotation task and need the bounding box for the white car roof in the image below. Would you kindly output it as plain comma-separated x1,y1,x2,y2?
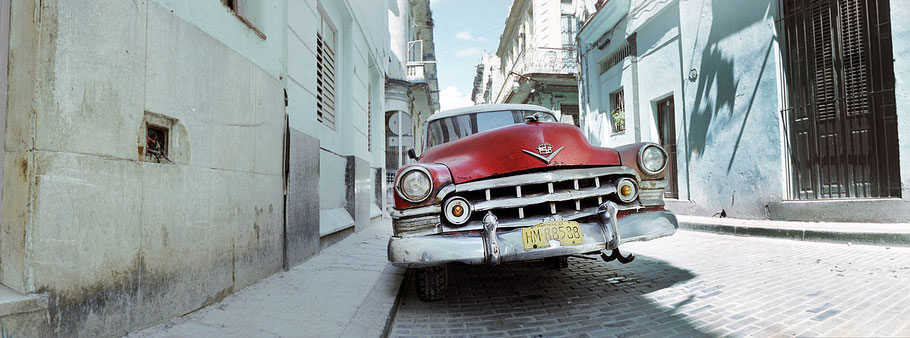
426,104,555,123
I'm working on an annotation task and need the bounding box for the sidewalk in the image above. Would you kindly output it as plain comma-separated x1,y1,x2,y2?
678,215,910,247
129,217,405,337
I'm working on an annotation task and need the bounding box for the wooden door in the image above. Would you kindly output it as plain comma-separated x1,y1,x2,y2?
657,97,678,199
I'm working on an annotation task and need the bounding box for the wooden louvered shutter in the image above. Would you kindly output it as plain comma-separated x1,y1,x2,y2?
316,14,337,129
780,0,899,199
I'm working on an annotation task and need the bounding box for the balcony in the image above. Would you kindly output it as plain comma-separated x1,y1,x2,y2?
407,63,426,82
512,47,578,75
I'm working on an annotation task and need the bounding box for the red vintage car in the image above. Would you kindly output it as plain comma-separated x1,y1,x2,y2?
388,104,677,300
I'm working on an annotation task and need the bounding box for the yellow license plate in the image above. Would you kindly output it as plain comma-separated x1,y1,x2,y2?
521,221,584,250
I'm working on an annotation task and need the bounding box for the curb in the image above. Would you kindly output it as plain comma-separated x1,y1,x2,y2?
382,268,412,338
678,216,910,247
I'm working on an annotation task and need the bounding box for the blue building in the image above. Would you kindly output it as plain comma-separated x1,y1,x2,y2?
576,0,910,222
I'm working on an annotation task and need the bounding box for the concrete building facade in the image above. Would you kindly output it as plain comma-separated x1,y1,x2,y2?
0,0,432,335
480,0,582,126
385,0,440,182
576,0,910,222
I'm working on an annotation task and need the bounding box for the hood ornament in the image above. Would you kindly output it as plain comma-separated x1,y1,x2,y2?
522,143,565,164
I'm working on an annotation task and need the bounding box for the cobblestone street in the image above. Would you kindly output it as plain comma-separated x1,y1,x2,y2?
390,231,910,337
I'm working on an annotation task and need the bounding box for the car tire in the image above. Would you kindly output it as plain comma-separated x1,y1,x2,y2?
415,265,447,301
546,256,569,269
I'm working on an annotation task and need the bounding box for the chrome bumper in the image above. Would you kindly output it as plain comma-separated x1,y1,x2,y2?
387,202,678,268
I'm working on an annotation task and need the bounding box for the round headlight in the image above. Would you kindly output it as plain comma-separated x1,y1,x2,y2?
615,177,638,203
396,167,432,202
443,197,472,225
639,144,668,175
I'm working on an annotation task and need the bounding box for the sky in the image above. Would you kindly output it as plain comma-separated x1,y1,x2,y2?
429,0,513,111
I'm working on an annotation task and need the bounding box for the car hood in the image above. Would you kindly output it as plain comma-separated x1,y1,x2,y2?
419,122,621,184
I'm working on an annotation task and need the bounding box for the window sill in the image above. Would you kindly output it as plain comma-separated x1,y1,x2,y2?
230,10,266,40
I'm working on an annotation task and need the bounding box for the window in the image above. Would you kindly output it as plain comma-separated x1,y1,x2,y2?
609,89,625,133
779,0,899,199
408,40,423,63
561,14,577,47
368,82,372,152
222,0,239,12
425,111,557,148
599,33,637,74
316,10,337,129
221,0,266,39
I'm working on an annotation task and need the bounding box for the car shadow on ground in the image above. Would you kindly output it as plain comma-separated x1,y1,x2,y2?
391,255,712,337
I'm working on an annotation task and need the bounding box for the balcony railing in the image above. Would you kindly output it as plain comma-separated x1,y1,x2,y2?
512,47,578,75
407,63,425,82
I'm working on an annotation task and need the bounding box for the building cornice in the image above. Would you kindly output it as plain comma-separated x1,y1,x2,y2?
496,0,530,57
577,0,631,44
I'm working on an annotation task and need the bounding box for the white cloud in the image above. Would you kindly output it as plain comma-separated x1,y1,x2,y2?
455,31,484,41
455,47,481,57
439,86,475,111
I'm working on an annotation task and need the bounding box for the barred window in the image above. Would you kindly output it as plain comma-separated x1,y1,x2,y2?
598,33,637,74
316,11,337,129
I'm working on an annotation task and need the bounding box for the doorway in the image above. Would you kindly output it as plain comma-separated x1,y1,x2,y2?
656,96,678,199
779,0,900,199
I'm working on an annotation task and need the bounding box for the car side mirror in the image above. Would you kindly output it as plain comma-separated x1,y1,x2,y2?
407,148,418,160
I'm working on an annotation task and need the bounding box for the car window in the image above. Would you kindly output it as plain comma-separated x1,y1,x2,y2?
426,110,556,148
476,111,515,133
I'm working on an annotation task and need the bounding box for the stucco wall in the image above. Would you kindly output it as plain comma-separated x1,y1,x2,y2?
892,2,910,200
581,0,783,218
286,0,388,234
1,0,285,335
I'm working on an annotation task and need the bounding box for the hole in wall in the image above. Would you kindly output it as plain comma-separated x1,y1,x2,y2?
140,111,188,165
145,123,170,163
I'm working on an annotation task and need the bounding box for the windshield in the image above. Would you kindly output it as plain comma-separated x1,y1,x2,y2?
425,110,557,148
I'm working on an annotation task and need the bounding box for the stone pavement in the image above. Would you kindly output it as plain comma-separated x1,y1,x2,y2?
129,217,404,337
390,231,910,337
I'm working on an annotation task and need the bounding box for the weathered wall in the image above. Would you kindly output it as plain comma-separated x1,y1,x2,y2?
1,0,285,335
286,0,389,235
676,0,782,218
580,0,783,219
892,2,910,201
286,130,320,267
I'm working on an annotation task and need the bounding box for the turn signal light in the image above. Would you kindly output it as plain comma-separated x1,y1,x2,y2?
452,204,464,217
443,197,472,225
615,178,638,203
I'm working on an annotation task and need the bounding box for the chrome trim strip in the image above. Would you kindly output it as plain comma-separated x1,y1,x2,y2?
436,184,456,202
390,204,440,218
454,166,639,193
639,179,668,189
472,185,617,212
388,210,678,267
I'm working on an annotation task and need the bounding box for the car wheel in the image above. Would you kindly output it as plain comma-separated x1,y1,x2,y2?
546,256,569,269
415,265,447,301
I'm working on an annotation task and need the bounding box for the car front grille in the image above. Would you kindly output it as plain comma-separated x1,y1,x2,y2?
442,167,648,231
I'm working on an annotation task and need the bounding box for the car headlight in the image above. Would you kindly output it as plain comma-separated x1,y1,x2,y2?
443,197,472,225
639,144,668,175
396,167,433,202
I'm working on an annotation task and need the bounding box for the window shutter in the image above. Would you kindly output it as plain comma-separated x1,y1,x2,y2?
316,32,336,129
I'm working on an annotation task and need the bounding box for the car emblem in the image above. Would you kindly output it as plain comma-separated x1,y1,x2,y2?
522,144,565,164
536,143,553,155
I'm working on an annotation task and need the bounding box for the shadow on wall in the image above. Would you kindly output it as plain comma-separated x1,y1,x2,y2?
686,0,775,171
